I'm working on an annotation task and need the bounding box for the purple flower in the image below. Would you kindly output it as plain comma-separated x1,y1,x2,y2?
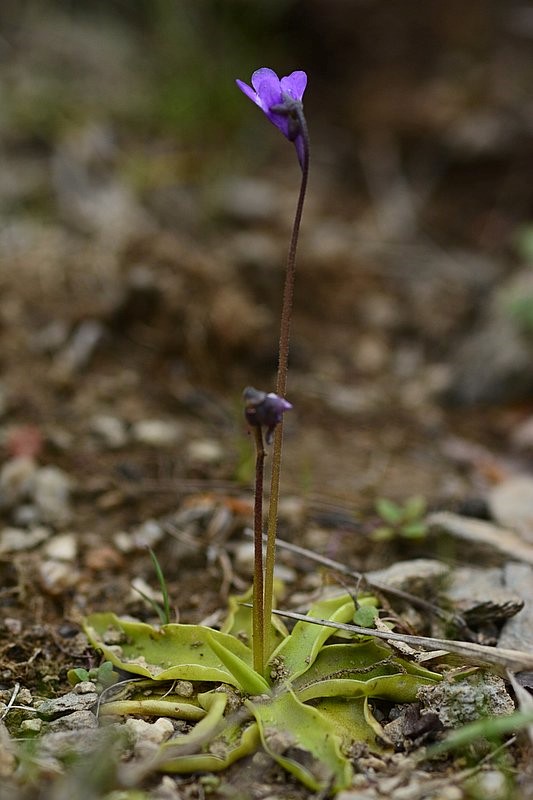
243,386,293,444
236,68,308,169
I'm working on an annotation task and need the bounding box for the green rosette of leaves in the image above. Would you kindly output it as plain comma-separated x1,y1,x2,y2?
84,591,441,794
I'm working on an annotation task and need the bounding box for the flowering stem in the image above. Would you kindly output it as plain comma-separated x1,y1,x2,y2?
252,425,265,676
263,109,309,658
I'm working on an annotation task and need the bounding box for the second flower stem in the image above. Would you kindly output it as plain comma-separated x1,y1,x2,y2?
252,425,265,675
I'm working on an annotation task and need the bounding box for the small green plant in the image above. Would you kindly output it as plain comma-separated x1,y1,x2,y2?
352,604,379,627
132,548,172,625
371,496,428,542
67,661,119,693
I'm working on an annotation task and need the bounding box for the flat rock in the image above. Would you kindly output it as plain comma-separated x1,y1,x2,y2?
367,559,450,595
38,728,103,758
46,710,98,732
444,566,523,626
35,691,98,720
499,563,533,652
427,511,533,566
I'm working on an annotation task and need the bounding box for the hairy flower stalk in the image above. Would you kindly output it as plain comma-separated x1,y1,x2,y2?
252,424,265,674
238,69,309,675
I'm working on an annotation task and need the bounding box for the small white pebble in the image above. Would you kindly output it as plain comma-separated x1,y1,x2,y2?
33,466,72,526
43,533,77,562
113,531,132,553
90,415,129,449
187,439,224,465
125,717,175,757
131,519,163,549
471,770,507,800
38,560,80,595
0,526,50,555
20,718,42,734
73,681,97,695
132,420,182,447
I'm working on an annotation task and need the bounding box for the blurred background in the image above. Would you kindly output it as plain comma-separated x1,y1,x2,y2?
2,0,533,504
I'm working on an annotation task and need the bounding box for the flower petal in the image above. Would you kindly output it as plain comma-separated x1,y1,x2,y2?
254,77,283,113
251,67,280,94
235,79,260,106
280,71,307,101
267,111,291,138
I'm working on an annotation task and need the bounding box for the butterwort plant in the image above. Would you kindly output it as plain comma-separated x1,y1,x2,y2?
81,71,444,793
237,68,309,676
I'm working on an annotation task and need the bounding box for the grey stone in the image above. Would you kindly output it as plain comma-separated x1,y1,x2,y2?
445,566,523,626
417,672,514,728
73,681,98,695
33,466,72,526
427,511,533,566
38,728,103,758
46,710,98,732
499,563,533,652
489,476,533,542
367,559,450,595
125,717,174,758
446,316,532,405
35,691,98,720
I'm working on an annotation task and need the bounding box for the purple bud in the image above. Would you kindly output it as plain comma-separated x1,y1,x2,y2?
243,386,293,444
